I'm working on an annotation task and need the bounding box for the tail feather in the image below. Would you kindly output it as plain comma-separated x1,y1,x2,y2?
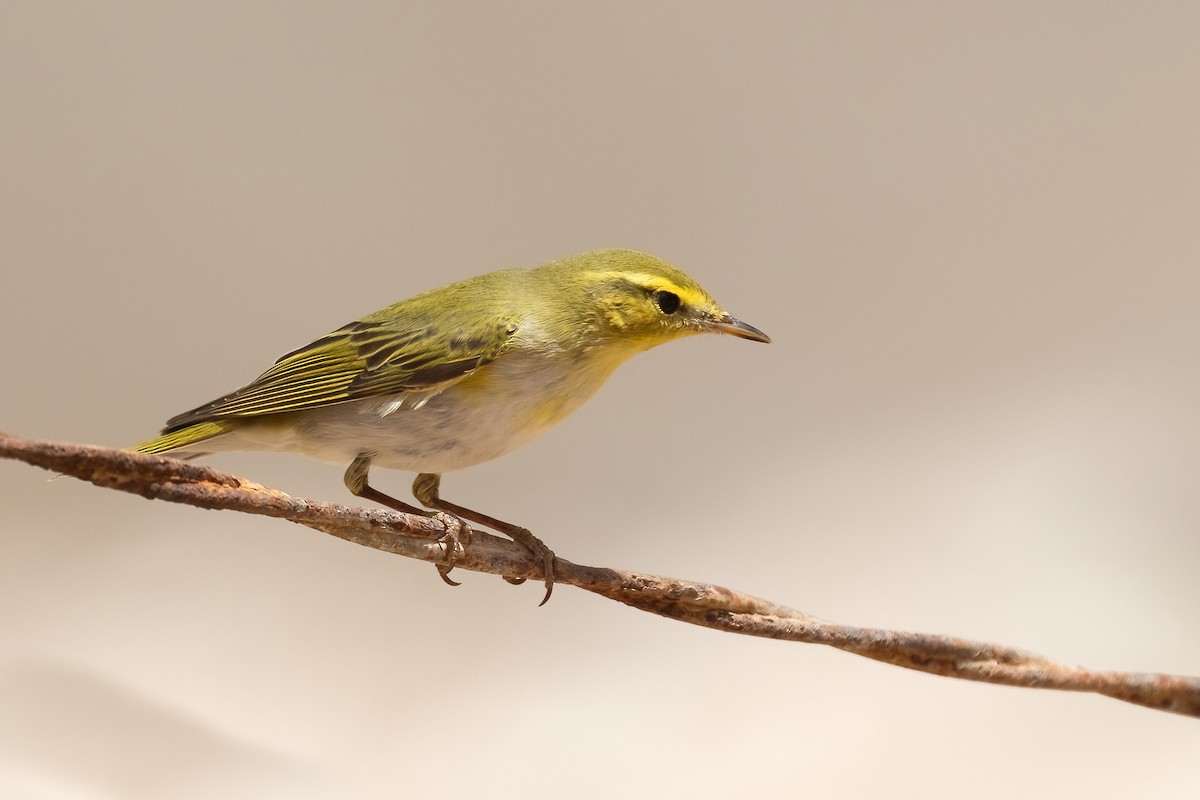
133,421,229,455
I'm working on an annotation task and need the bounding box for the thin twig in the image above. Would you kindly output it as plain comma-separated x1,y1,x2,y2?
2,431,1196,718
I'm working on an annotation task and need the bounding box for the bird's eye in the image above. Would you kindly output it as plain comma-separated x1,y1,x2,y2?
653,290,681,315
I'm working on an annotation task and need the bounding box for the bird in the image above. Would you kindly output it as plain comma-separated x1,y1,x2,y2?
134,248,770,603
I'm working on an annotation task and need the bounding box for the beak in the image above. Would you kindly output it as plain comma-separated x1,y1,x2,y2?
707,314,772,344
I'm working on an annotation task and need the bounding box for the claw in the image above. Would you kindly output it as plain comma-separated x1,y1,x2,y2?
538,586,553,606
432,511,472,588
437,564,462,586
509,529,556,606
537,553,555,607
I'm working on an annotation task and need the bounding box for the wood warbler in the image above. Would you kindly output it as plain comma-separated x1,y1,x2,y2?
134,248,770,603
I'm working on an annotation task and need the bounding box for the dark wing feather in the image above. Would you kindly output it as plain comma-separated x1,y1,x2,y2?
163,313,517,431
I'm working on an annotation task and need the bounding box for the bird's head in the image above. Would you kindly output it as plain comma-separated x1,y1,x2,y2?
541,249,771,352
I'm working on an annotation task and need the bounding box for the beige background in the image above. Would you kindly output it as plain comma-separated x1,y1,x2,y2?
3,2,1199,797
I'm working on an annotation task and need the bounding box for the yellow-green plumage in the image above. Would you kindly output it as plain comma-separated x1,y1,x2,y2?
136,421,230,454
133,248,769,600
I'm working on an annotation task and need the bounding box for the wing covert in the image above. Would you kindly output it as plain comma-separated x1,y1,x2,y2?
163,314,516,431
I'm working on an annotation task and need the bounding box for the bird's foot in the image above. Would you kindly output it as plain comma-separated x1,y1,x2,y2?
432,511,473,587
505,526,557,606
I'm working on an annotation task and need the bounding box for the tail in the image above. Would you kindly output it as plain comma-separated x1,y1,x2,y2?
132,420,230,456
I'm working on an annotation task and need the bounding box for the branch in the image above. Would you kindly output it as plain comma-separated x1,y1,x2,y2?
3,431,1197,719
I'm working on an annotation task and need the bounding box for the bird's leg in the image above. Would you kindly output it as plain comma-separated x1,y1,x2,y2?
412,472,557,606
344,455,471,586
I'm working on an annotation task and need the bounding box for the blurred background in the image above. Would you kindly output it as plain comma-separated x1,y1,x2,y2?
2,2,1199,797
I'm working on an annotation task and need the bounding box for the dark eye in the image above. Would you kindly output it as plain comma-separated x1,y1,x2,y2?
653,290,681,315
